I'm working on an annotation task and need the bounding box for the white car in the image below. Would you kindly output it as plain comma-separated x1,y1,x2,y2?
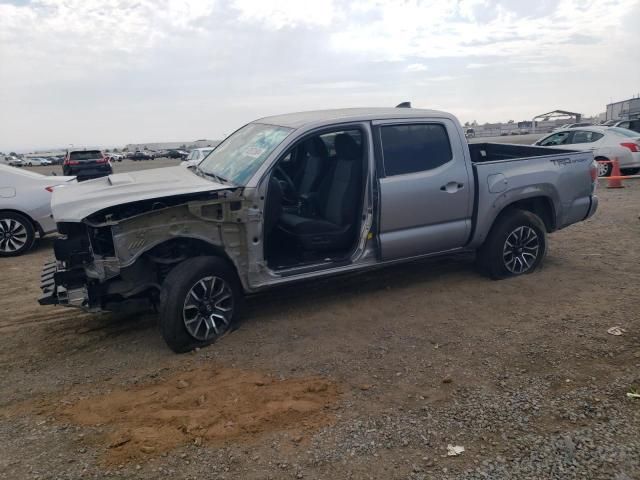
0,165,76,256
534,126,640,176
25,157,52,166
1,156,24,167
180,147,215,168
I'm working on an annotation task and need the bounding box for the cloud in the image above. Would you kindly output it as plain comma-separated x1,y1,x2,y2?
232,0,337,28
405,63,428,72
0,0,639,150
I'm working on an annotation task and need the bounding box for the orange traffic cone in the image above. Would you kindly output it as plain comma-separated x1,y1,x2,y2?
607,158,624,189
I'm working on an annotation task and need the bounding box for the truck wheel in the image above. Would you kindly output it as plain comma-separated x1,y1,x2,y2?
159,256,242,353
0,212,36,257
476,209,546,280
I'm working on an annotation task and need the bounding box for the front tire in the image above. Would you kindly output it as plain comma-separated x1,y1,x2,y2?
476,209,547,280
0,212,36,257
159,256,243,353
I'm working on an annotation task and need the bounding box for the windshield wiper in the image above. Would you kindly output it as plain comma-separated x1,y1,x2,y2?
195,166,234,186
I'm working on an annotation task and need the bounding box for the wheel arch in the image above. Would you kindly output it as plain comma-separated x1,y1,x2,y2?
0,208,44,236
474,194,556,249
496,196,556,233
137,236,246,290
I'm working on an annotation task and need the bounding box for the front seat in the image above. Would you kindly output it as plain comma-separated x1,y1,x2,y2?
296,137,329,195
279,133,362,252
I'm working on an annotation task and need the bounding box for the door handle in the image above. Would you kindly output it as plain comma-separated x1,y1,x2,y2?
440,181,464,193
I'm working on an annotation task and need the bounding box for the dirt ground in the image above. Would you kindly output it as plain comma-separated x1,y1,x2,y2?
1,181,639,480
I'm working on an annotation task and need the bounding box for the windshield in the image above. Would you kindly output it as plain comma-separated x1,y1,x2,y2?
609,127,640,138
199,123,292,185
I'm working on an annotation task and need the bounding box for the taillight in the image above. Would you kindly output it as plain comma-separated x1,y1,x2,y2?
45,186,55,193
96,157,108,164
64,158,79,165
620,142,640,152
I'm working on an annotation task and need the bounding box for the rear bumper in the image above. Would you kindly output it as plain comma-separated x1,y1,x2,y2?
63,166,112,180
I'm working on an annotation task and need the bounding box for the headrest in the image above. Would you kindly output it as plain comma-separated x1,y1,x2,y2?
334,133,361,161
305,137,328,158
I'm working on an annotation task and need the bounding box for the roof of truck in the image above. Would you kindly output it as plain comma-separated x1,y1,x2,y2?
254,108,457,129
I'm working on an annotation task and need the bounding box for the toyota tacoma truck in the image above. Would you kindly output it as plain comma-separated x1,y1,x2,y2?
39,107,599,352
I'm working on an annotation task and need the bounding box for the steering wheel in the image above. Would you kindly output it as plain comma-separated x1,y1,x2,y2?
274,166,297,203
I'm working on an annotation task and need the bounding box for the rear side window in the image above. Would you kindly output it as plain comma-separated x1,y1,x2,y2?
70,150,102,161
571,131,604,144
380,124,452,176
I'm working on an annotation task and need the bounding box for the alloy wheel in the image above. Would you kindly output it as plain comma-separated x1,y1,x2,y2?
182,276,234,341
0,218,28,254
502,226,540,274
597,162,610,177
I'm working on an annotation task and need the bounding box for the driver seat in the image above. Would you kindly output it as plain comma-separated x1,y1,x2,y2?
279,133,362,252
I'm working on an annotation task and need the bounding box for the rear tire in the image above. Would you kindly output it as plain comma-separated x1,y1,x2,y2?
0,212,36,257
159,256,243,353
476,209,547,280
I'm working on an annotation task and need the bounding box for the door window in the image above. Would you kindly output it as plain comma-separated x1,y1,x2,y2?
380,124,452,176
538,131,571,146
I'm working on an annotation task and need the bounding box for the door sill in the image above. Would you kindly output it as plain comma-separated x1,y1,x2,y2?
274,258,352,277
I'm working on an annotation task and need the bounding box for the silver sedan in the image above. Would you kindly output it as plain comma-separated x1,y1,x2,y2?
0,165,76,256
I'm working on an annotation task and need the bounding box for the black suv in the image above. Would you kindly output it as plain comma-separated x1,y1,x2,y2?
63,150,112,181
166,149,189,159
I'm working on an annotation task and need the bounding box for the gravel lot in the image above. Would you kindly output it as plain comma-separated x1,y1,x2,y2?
1,167,639,479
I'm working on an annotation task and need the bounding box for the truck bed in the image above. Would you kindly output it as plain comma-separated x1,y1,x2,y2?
467,145,596,249
468,143,577,163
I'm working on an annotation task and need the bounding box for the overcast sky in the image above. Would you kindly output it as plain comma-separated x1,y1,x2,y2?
1,0,639,151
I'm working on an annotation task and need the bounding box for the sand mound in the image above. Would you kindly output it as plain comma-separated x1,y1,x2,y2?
55,367,339,464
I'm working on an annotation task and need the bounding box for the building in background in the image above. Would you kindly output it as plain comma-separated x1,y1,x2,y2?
606,95,640,121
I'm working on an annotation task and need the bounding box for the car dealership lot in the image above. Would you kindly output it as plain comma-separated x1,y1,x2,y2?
3,157,639,479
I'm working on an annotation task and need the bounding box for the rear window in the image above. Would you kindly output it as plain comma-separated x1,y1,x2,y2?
70,150,103,161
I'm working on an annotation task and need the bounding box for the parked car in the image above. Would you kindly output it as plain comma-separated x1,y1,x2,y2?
0,165,76,256
167,149,189,159
25,157,52,166
131,151,153,161
180,147,214,167
62,150,112,181
465,128,475,138
1,156,24,167
106,153,123,162
612,119,640,134
600,120,618,127
534,126,640,176
39,107,598,352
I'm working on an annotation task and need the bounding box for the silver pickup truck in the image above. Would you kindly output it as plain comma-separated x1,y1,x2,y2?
39,107,598,352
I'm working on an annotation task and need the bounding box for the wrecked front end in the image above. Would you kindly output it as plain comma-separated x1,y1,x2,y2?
39,188,251,313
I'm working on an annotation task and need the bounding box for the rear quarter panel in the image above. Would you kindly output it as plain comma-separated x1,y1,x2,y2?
469,150,594,247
